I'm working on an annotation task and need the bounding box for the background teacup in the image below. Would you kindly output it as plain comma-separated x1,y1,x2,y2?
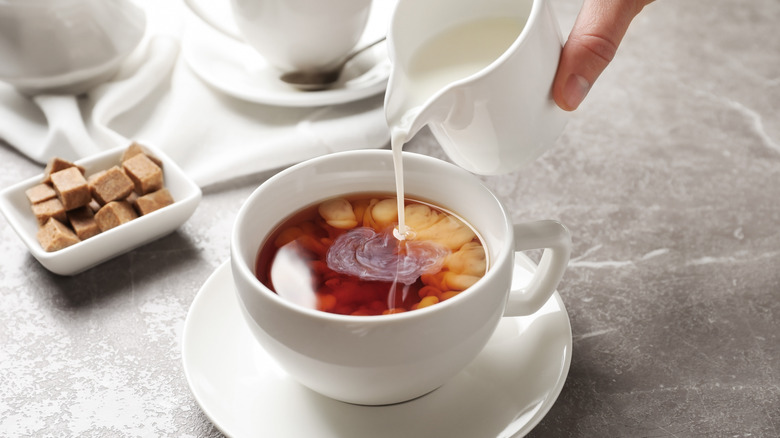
0,0,146,95
230,149,571,405
184,0,373,73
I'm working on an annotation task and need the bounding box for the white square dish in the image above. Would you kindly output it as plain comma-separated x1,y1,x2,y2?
0,142,202,276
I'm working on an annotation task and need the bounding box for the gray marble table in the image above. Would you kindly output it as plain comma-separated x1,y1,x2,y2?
1,0,778,436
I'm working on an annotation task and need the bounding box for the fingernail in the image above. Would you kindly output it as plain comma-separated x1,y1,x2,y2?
563,74,590,110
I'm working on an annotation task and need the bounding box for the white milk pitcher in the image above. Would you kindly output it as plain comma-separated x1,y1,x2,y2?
384,0,568,175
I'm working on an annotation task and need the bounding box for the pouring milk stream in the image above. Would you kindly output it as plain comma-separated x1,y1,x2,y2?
385,0,570,239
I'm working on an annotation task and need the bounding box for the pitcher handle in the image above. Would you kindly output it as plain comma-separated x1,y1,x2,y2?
182,0,243,42
504,220,571,316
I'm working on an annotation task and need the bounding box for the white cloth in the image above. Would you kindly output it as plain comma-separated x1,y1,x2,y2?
0,1,391,187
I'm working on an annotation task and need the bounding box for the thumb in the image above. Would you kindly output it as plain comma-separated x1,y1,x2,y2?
552,0,652,111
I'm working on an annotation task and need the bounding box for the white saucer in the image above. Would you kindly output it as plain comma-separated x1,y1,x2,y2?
181,0,393,107
182,255,572,438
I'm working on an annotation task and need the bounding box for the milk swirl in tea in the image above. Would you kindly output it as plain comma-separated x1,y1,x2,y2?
256,194,487,315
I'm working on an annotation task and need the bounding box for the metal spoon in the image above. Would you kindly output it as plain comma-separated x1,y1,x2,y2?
280,36,386,91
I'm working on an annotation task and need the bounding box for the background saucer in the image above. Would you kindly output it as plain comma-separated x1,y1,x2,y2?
182,255,572,437
182,0,394,107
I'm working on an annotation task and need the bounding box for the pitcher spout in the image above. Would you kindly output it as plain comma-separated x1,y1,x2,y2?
384,74,456,144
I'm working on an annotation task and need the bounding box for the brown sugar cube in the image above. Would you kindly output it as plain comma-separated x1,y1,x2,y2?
121,142,163,168
43,157,85,184
67,207,101,240
94,200,138,232
50,167,91,210
89,166,134,205
36,218,80,252
122,154,163,195
25,183,57,204
31,197,67,226
134,188,174,216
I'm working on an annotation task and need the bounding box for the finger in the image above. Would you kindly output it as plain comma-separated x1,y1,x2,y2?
553,0,652,111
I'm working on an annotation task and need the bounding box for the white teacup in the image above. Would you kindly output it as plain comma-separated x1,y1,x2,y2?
184,0,373,73
230,150,571,405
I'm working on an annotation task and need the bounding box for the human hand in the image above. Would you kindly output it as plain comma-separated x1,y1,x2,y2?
552,0,654,111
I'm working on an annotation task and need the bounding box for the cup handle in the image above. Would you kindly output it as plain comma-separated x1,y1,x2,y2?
182,0,243,42
504,220,571,317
